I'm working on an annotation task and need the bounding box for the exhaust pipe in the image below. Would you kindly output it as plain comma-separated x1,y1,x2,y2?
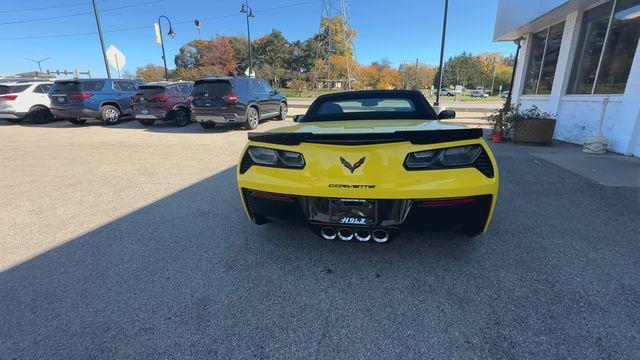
320,227,337,240
337,228,354,241
371,229,389,243
354,229,371,242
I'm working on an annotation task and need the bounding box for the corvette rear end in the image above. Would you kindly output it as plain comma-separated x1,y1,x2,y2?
237,90,498,242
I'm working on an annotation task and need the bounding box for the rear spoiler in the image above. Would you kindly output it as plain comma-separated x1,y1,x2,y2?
248,128,484,146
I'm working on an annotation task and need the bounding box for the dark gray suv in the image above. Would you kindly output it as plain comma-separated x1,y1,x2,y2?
190,76,287,130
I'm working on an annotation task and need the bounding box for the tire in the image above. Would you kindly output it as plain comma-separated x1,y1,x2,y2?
245,106,260,130
30,107,53,124
138,119,155,127
100,105,121,125
200,122,216,129
172,108,190,127
276,102,287,120
68,119,87,125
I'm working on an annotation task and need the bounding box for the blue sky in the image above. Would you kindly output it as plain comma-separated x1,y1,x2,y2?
0,0,516,77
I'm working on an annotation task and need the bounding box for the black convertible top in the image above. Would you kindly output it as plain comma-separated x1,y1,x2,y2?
300,90,439,122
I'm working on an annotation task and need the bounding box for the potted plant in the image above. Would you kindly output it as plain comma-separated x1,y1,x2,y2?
510,105,556,144
485,104,514,143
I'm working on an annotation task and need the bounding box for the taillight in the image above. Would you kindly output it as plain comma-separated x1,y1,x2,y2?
151,95,167,102
69,93,93,100
222,94,239,103
0,95,17,101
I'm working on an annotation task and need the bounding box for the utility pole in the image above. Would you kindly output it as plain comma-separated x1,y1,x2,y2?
91,0,111,79
414,58,419,90
25,57,50,72
434,0,448,107
240,1,255,76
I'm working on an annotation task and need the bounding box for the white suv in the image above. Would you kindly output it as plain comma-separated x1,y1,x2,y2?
0,81,54,123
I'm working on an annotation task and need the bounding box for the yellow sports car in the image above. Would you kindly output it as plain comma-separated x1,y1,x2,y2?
237,90,498,242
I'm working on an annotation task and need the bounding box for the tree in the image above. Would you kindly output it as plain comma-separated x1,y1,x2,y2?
398,62,438,90
253,29,291,84
174,35,237,76
136,64,165,82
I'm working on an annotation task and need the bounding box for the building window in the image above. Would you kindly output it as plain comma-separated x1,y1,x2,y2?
568,0,640,94
523,22,565,95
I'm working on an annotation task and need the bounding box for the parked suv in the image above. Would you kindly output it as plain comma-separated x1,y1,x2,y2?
190,76,287,130
132,81,193,127
49,79,142,125
0,81,53,124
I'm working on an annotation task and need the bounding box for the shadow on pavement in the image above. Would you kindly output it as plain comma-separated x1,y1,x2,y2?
1,145,639,359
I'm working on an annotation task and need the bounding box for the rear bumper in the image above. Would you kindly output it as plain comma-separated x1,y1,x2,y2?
0,111,26,119
50,107,99,119
132,106,169,120
240,188,494,235
191,107,245,124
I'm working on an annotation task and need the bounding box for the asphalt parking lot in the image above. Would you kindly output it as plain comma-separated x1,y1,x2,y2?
1,118,639,359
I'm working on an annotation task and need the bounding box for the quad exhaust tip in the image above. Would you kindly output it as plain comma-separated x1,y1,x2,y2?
371,229,389,243
354,229,371,242
337,228,354,241
320,227,337,240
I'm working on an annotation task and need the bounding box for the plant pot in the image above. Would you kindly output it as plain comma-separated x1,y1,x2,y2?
491,133,504,143
513,118,556,144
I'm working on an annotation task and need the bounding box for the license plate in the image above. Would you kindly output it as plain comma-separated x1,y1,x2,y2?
330,199,377,225
139,109,149,115
56,97,66,103
197,115,226,123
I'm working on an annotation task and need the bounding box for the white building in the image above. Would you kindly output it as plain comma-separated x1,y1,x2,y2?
494,0,640,156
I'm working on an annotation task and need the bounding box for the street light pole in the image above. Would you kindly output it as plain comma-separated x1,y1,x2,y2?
434,0,449,107
241,1,255,76
158,15,176,81
91,0,111,79
25,57,51,72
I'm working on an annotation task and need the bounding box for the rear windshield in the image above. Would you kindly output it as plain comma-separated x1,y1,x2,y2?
302,91,438,122
52,81,104,93
0,85,30,94
135,86,165,96
192,81,231,97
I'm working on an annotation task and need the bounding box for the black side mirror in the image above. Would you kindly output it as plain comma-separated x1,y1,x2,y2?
438,110,456,120
293,114,304,122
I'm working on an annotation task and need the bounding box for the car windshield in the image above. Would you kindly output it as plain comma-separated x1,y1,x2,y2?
301,90,438,122
0,85,30,94
136,86,165,96
192,80,232,97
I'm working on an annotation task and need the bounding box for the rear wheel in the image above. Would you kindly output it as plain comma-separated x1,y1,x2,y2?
100,105,121,125
68,119,87,125
172,108,190,127
200,122,216,129
30,107,53,124
276,102,287,120
138,119,155,127
245,107,260,130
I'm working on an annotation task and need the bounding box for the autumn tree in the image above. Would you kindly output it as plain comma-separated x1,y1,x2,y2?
136,64,166,82
174,36,237,80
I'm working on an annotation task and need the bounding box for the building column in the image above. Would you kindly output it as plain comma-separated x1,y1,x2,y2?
511,35,530,107
622,37,640,155
548,10,581,114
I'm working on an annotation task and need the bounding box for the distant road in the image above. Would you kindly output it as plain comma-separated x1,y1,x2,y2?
288,97,503,113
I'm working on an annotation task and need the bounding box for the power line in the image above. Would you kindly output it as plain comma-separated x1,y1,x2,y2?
0,0,168,26
0,0,322,40
0,0,113,14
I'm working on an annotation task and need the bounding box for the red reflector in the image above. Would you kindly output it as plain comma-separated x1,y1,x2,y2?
0,95,17,100
420,197,476,206
151,95,167,102
69,93,93,100
250,191,294,202
222,94,239,103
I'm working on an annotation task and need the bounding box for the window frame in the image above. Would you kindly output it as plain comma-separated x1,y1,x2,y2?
523,21,565,96
567,0,640,95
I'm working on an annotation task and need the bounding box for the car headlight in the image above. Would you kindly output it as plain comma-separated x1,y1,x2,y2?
405,145,483,169
246,146,305,169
